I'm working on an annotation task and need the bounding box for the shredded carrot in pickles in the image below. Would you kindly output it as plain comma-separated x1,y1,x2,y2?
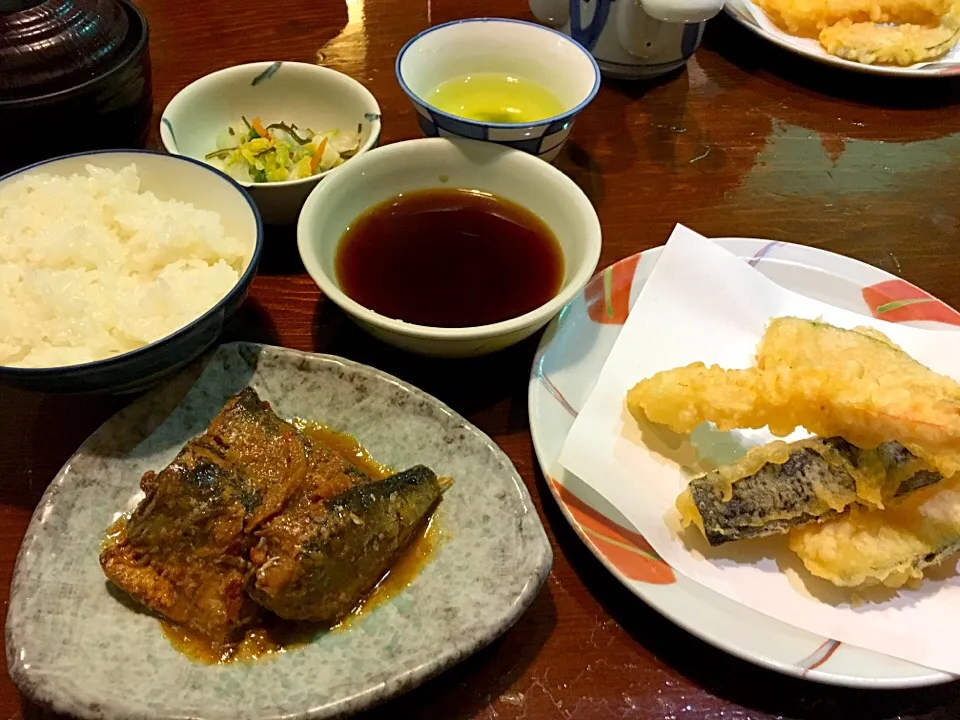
310,137,329,173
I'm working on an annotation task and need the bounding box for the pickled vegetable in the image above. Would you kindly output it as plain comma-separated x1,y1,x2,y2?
205,116,361,184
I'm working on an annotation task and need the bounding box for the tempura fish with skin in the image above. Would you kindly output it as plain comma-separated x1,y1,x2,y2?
679,437,944,546
680,439,860,546
628,317,960,475
790,478,960,588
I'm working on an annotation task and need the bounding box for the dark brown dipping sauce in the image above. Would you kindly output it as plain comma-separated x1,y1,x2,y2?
334,188,565,328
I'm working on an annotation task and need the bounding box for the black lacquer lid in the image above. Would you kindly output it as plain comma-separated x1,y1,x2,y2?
0,0,130,101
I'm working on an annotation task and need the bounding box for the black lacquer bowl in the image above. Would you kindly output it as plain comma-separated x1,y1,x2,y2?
0,0,152,174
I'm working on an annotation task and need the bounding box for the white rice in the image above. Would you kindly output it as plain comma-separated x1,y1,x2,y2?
0,164,251,369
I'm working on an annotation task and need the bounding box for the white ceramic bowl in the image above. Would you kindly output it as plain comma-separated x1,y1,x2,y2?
396,18,600,163
297,137,602,358
160,61,382,225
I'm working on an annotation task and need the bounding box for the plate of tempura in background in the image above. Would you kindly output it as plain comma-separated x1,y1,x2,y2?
7,343,551,720
724,0,960,76
532,225,960,688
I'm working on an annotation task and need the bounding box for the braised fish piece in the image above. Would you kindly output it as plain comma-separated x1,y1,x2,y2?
101,445,262,642
677,437,944,546
100,388,363,641
250,465,452,622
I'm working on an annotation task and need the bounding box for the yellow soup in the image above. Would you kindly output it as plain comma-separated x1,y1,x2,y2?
429,73,566,124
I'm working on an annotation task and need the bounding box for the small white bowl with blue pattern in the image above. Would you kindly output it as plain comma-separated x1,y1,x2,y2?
396,18,601,163
161,61,382,226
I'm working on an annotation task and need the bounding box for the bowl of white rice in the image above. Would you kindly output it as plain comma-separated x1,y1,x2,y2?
0,150,263,393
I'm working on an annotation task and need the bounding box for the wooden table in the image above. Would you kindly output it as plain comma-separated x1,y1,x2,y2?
4,0,960,718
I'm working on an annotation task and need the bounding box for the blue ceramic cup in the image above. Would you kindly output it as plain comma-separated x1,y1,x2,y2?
396,18,600,163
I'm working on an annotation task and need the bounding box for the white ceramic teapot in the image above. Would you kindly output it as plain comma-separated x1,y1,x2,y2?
529,0,724,78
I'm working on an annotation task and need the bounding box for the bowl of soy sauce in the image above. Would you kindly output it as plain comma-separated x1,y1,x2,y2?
296,137,601,358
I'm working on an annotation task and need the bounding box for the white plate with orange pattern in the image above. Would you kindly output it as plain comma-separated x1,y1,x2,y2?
529,237,960,688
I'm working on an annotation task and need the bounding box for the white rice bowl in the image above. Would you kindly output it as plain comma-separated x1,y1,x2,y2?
0,164,251,369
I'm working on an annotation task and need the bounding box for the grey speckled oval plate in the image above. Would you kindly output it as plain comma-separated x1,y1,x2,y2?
7,343,552,720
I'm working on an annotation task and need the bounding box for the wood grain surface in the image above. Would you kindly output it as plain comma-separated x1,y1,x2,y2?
3,0,960,718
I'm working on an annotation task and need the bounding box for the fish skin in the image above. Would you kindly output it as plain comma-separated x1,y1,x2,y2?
904,538,960,577
687,437,943,546
250,465,450,623
872,441,943,497
689,445,855,546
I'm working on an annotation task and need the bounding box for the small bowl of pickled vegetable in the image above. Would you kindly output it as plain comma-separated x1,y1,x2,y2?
160,61,382,225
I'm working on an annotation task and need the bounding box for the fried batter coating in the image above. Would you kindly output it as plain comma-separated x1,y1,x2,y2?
678,436,945,548
820,14,960,64
626,364,761,438
753,0,959,66
754,0,946,37
789,479,960,587
627,317,960,472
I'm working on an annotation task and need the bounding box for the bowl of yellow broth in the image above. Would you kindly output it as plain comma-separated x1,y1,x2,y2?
395,18,600,163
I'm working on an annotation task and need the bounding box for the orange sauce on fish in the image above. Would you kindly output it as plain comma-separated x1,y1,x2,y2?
295,420,394,480
101,516,127,551
160,616,322,664
157,421,444,664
